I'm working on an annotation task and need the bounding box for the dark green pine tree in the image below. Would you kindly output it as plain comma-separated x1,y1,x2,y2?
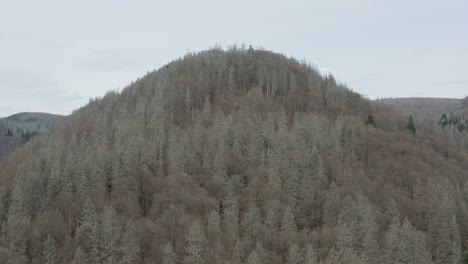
365,114,375,127
406,115,416,134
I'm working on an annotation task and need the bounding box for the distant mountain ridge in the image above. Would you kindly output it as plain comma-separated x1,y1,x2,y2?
378,97,468,132
377,97,462,119
0,112,64,161
2,112,63,125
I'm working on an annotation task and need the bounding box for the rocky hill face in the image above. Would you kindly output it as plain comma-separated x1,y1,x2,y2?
0,112,64,162
0,47,466,263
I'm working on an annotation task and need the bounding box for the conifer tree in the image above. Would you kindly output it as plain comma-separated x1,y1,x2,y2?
365,114,375,127
311,146,327,186
323,181,340,225
385,198,400,225
6,212,30,264
304,244,318,264
121,219,141,263
396,218,414,264
233,239,243,264
287,243,303,264
185,222,206,264
78,198,100,259
162,242,178,264
247,242,265,264
396,218,433,264
168,128,186,173
384,217,400,264
72,246,89,264
427,180,461,263
207,210,221,239
222,178,239,244
100,206,122,263
203,96,211,122
185,87,193,117
406,115,416,134
246,249,261,264
41,234,57,264
413,230,433,264
242,203,261,244
264,201,280,248
355,194,379,264
336,222,354,250
281,206,297,249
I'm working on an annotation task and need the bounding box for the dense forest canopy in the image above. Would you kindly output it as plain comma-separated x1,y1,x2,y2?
0,46,467,264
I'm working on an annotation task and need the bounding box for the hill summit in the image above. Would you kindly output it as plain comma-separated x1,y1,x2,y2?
0,46,466,263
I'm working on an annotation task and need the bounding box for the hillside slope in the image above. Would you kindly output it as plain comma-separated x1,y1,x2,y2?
378,97,461,119
379,97,468,133
0,112,64,161
0,47,466,264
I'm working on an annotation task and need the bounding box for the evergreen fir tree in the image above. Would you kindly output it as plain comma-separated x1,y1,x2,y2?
185,222,206,264
41,234,57,264
162,242,178,264
407,115,416,134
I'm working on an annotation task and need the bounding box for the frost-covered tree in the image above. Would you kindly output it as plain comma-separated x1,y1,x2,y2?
100,206,122,263
242,203,261,246
222,179,239,245
304,244,318,264
121,219,141,263
162,243,178,264
396,218,432,264
246,243,265,264
72,247,89,264
41,234,57,264
5,212,30,264
281,206,297,249
185,222,206,264
384,217,400,264
287,243,303,264
207,210,221,239
323,181,340,225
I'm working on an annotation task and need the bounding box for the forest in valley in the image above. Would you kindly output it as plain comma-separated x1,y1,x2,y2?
0,113,64,162
0,46,467,264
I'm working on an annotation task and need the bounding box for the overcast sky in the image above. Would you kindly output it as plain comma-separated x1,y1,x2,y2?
1,0,467,117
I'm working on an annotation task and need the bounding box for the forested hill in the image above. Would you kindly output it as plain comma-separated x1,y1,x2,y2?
378,97,461,119
0,46,467,264
379,97,468,133
3,112,63,126
0,112,64,162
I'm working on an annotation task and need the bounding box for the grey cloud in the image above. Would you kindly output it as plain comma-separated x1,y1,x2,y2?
0,68,85,116
0,68,82,100
410,44,444,57
0,68,58,92
427,80,468,87
0,105,13,118
77,49,150,72
348,72,380,84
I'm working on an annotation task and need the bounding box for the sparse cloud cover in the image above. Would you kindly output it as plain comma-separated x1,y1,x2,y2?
77,49,151,72
0,0,467,116
0,68,84,117
0,68,58,92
